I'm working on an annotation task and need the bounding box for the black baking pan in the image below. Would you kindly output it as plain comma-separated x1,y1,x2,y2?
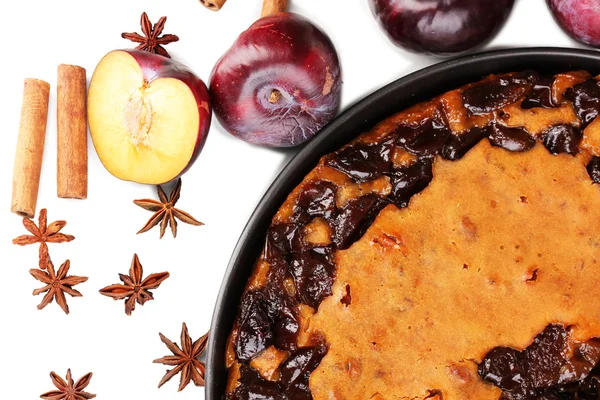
205,47,600,399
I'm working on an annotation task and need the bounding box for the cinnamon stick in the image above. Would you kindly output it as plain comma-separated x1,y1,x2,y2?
11,79,50,218
200,0,227,11
261,0,288,17
57,64,88,199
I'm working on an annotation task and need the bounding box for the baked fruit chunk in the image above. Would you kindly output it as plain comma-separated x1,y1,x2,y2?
224,70,600,400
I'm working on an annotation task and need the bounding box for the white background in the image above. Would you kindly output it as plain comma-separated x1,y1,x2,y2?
0,0,590,398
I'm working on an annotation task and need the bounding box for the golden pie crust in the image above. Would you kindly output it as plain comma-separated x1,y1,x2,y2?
309,141,600,399
225,70,600,400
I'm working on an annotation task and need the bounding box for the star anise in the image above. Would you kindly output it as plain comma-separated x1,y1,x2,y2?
121,12,179,58
154,323,208,391
30,260,88,314
99,254,170,316
40,369,96,399
13,208,75,270
134,178,203,239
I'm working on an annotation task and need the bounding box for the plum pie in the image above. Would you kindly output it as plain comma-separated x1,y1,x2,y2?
224,70,600,400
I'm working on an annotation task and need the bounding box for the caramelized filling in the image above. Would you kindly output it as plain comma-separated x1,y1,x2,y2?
479,325,600,399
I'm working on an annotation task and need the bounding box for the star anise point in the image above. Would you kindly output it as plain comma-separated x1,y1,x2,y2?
99,254,169,315
122,12,179,58
134,179,203,239
30,260,88,314
41,369,96,399
154,323,209,391
13,208,75,269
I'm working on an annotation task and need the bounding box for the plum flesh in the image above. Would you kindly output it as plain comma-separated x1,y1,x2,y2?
88,50,211,184
210,13,342,148
369,0,515,56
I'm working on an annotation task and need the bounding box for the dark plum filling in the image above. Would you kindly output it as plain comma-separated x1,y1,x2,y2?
487,124,536,152
541,125,582,155
280,346,328,392
564,79,600,128
462,76,529,115
396,112,451,157
229,346,328,400
333,195,388,249
266,223,305,257
235,262,301,359
588,157,600,184
235,292,275,361
442,127,487,161
521,75,556,109
229,364,282,400
290,247,336,309
479,325,600,399
294,181,337,221
389,160,433,208
325,138,394,182
264,280,300,352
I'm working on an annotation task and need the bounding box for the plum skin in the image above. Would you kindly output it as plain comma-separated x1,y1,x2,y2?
369,0,516,56
547,0,600,48
210,13,342,148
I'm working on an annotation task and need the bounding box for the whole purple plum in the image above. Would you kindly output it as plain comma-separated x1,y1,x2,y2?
369,0,516,56
547,0,600,48
209,13,342,148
